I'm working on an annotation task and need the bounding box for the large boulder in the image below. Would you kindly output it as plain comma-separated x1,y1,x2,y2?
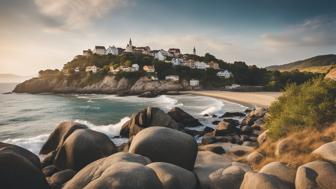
213,120,238,136
129,127,197,171
63,152,155,189
240,171,291,189
64,162,163,189
120,107,179,137
246,151,264,164
54,129,117,171
257,130,268,145
259,162,296,188
167,107,202,127
295,160,336,189
0,143,50,189
312,141,336,164
39,121,117,171
208,165,246,189
147,162,197,189
275,138,292,156
48,169,76,189
40,121,88,155
241,107,267,126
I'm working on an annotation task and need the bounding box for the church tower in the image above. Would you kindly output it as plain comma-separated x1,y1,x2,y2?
125,38,133,53
129,38,132,47
193,46,196,55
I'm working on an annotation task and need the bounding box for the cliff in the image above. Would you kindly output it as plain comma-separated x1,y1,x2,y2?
13,76,185,95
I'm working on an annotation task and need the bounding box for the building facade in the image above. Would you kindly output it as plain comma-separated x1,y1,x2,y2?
217,70,233,78
106,46,119,55
94,46,106,55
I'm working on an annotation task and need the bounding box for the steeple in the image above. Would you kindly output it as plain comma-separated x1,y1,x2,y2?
129,38,132,47
193,46,196,55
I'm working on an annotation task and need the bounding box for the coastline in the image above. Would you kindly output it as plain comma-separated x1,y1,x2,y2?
182,91,282,108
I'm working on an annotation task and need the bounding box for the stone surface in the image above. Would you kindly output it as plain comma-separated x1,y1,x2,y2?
209,165,246,189
295,160,336,189
147,162,197,189
120,107,179,137
129,127,197,171
312,141,336,164
0,142,50,189
259,162,296,187
240,171,291,189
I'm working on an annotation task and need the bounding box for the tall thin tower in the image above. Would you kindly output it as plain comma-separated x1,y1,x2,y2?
193,46,196,55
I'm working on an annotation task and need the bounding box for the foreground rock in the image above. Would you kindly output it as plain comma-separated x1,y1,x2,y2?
208,165,247,189
295,160,336,189
240,172,291,189
40,121,117,171
312,141,336,164
65,162,162,189
147,162,197,189
129,127,197,170
259,162,296,188
0,142,50,189
47,169,76,189
120,107,179,137
168,107,202,127
63,152,155,189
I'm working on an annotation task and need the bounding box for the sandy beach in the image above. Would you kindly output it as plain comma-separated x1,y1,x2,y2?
184,91,282,108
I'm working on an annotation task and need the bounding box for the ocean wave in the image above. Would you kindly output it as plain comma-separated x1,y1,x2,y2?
2,117,131,155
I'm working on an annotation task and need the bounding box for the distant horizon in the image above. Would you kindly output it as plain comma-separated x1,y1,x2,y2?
1,0,336,75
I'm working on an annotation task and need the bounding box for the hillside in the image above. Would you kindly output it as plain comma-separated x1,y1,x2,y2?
266,54,336,73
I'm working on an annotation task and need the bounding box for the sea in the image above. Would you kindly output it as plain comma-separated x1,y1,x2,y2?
0,83,247,155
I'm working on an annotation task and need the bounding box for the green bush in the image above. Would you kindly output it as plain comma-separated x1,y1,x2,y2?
265,78,336,139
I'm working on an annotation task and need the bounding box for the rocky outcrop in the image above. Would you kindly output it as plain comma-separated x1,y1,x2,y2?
129,127,198,171
240,171,291,189
147,162,197,189
325,68,336,80
13,76,185,95
0,142,50,189
259,162,296,188
63,152,154,189
40,121,117,171
295,160,336,189
312,141,336,164
168,107,202,127
208,165,247,189
120,107,179,137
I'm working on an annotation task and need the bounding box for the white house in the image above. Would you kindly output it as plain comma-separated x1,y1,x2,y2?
190,79,200,87
94,46,106,55
154,49,172,61
131,64,139,71
165,75,179,81
74,67,80,72
106,46,119,55
217,70,233,79
86,66,98,73
195,61,209,70
171,58,183,66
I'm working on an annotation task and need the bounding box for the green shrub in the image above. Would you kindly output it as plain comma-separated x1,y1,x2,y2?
265,78,336,139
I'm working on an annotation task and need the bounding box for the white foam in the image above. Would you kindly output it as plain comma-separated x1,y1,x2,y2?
2,117,131,155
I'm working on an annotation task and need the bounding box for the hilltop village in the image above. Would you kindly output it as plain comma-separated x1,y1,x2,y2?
61,39,234,88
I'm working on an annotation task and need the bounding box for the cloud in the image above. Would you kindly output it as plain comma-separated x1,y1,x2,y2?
33,0,129,30
262,15,336,48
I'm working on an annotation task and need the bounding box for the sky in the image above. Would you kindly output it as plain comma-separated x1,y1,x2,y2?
0,0,336,76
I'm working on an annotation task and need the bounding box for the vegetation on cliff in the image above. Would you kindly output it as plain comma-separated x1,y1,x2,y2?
265,78,336,139
49,52,322,91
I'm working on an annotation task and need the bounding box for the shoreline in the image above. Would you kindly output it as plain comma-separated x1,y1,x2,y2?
182,91,282,108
